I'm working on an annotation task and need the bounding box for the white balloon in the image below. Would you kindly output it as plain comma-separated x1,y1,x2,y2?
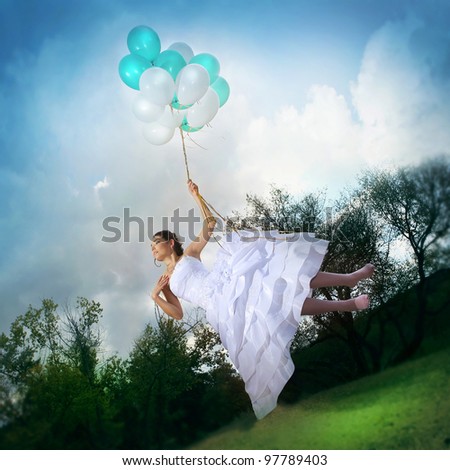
158,105,186,129
132,94,164,122
175,64,210,106
186,88,220,128
139,67,175,106
142,122,175,145
168,42,194,63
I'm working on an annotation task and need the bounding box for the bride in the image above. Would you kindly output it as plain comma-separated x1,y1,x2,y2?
151,180,374,418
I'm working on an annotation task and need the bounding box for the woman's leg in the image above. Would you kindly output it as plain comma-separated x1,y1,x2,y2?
310,263,375,289
301,295,369,316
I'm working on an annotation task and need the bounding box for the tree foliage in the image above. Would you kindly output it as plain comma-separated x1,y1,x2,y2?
360,155,450,361
0,301,247,449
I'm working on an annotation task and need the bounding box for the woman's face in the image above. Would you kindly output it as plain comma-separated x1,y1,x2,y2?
151,236,172,260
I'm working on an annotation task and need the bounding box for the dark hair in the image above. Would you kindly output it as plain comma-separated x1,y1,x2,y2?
152,230,184,256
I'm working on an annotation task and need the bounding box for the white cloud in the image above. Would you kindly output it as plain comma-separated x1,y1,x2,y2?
228,14,450,206
351,14,450,165
94,176,110,208
234,85,363,200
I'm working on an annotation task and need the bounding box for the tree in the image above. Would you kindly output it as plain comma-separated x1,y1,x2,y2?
126,309,202,448
233,182,437,390
124,306,249,449
233,185,389,377
186,319,250,431
312,192,388,375
63,298,103,385
0,299,60,428
0,298,115,449
232,184,326,233
360,155,450,362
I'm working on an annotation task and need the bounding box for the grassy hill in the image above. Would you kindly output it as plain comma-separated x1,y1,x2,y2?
190,269,450,450
190,346,450,449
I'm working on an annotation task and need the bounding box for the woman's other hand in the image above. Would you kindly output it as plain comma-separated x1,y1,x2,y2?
151,274,169,300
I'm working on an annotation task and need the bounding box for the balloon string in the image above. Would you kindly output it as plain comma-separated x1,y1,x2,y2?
179,127,191,182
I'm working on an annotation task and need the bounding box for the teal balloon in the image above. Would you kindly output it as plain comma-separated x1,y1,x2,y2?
181,117,202,132
189,53,220,84
172,94,192,110
118,54,151,90
155,50,186,80
127,26,161,62
211,76,230,107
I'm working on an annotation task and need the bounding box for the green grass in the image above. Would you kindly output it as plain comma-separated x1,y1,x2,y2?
190,347,450,450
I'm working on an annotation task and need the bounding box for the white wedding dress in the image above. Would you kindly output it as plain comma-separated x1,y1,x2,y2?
169,229,329,419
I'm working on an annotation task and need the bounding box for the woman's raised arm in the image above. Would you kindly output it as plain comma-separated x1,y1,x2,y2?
184,180,217,259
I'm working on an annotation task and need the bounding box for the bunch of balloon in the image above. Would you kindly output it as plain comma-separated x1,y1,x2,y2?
118,25,230,145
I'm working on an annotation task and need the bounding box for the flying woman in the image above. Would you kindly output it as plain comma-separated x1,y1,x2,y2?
151,180,374,419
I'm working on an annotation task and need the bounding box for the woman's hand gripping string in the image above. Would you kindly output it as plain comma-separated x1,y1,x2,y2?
187,179,200,199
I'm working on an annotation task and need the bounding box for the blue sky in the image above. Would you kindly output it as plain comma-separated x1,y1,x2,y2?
1,0,450,356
